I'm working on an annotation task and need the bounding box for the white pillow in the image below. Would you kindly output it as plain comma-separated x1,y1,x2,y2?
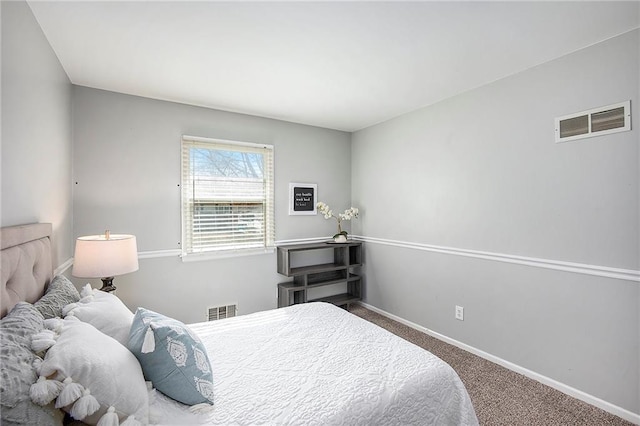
62,284,133,346
30,317,148,425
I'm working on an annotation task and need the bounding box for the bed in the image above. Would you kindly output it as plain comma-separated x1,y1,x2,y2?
1,223,478,426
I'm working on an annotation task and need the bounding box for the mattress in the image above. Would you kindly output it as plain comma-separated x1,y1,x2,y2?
148,302,478,425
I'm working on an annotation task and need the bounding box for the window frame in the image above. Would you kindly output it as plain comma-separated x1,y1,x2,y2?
181,135,275,260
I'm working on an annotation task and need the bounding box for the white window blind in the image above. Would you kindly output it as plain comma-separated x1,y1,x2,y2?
181,136,274,256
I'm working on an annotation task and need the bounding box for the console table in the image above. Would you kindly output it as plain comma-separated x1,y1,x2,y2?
276,241,362,308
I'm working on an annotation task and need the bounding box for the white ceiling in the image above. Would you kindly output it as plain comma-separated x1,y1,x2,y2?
28,1,639,132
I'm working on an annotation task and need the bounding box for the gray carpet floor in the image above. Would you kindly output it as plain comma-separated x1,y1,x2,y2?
348,304,633,426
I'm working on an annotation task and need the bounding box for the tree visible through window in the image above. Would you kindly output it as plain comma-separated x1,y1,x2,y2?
181,136,274,255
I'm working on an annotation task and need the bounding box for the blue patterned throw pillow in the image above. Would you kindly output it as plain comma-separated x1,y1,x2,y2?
127,308,214,406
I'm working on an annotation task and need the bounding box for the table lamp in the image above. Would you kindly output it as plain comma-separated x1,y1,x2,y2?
72,230,139,292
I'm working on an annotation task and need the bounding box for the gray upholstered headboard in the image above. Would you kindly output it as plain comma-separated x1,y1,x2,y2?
1,223,53,317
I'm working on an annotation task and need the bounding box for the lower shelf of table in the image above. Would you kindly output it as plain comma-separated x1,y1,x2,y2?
308,293,361,307
277,280,362,308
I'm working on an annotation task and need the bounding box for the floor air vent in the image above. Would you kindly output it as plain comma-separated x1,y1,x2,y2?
207,304,237,321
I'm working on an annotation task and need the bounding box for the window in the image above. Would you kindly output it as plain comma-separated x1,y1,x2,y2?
181,135,274,257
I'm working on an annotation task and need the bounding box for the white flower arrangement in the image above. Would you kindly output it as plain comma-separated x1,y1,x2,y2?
316,201,359,240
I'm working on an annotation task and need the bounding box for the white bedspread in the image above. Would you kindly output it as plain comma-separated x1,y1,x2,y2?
149,302,478,425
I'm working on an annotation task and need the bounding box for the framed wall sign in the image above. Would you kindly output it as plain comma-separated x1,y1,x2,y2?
289,183,317,215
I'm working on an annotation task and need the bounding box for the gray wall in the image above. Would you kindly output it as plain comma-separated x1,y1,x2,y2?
352,29,639,414
3,0,638,417
1,1,73,269
72,86,352,322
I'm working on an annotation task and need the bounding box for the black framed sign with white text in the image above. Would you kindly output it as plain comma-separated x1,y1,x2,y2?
289,183,317,215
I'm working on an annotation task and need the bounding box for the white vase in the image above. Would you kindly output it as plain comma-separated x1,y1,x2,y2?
333,234,347,243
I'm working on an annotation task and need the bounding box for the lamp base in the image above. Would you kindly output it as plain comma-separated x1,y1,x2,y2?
100,277,116,293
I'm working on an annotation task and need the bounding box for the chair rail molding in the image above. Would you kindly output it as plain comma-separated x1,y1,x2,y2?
55,257,74,275
354,235,639,282
119,236,639,282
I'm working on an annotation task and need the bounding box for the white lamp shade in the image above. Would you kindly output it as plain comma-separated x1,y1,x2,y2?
72,234,139,278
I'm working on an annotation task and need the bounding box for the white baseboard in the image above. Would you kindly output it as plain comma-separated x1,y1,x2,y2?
357,301,640,425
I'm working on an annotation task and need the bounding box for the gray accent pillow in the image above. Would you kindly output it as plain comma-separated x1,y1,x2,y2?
0,302,64,426
128,307,214,406
34,275,80,319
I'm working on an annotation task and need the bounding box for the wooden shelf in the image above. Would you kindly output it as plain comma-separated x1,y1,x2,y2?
277,241,363,308
309,293,361,307
306,272,358,289
289,263,346,276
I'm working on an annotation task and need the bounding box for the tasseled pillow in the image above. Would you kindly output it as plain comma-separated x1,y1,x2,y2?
128,307,214,407
29,317,148,425
61,284,134,346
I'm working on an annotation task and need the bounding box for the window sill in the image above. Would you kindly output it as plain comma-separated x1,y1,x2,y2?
181,247,275,262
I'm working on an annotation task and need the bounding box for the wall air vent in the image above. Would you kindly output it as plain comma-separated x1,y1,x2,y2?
555,100,631,143
207,304,237,321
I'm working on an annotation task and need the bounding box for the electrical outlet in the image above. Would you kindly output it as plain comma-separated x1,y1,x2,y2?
455,305,464,321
